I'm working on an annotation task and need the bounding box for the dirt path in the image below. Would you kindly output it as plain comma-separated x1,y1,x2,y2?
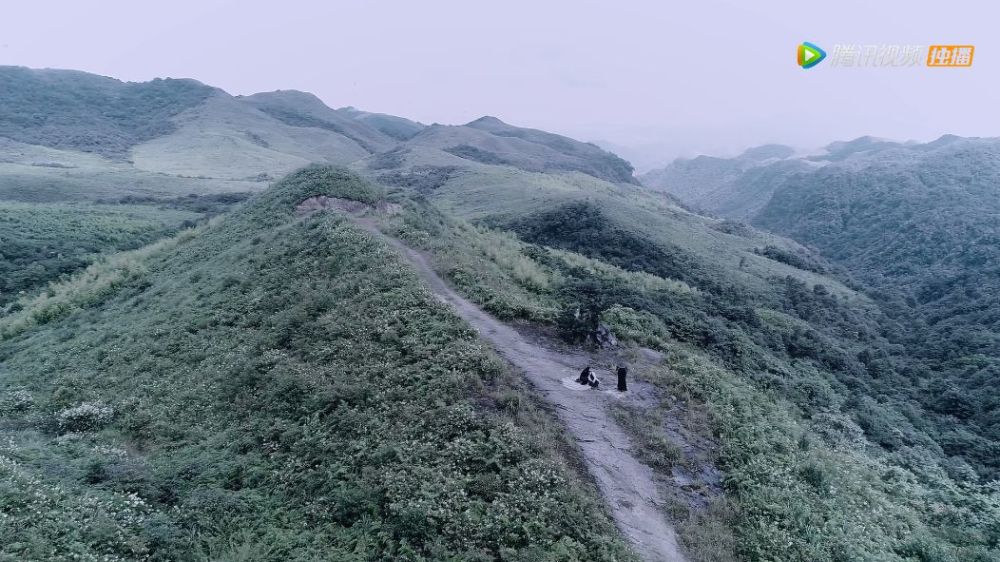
350,217,687,562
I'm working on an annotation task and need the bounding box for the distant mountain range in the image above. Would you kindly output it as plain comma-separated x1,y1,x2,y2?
640,143,811,220
0,65,635,185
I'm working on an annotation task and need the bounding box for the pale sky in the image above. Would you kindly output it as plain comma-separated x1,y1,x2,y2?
1,0,996,170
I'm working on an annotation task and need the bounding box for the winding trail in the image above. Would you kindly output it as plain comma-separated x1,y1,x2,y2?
352,216,687,562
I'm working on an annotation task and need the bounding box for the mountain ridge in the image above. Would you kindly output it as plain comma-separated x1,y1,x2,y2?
0,66,638,186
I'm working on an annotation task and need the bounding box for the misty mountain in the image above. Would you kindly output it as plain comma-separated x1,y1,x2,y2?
0,66,636,187
639,143,808,219
810,135,908,162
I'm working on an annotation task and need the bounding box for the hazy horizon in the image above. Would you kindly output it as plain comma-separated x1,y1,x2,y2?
3,0,997,170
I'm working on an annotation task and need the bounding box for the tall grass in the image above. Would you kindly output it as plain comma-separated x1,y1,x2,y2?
1,221,211,340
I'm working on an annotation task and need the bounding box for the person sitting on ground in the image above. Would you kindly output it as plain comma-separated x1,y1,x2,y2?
587,369,600,389
578,365,592,385
617,364,629,392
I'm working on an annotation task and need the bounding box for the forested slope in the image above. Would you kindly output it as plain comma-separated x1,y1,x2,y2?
754,138,1000,480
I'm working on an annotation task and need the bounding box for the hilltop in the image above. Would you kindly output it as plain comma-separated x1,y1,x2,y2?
0,168,635,560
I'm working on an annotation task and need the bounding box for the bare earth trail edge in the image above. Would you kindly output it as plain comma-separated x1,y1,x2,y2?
337,208,688,562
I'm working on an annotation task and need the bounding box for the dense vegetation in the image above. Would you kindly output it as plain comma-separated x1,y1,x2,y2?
643,135,1000,484
377,165,462,194
100,192,256,216
755,139,1000,480
444,145,511,166
0,66,215,157
0,167,633,561
753,245,829,275
380,194,1000,561
0,201,200,307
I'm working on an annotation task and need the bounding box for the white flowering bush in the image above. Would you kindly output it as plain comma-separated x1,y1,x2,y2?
0,389,33,415
57,402,114,432
0,452,151,560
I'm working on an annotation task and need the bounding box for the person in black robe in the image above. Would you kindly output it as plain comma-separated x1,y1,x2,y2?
617,365,628,392
578,365,592,385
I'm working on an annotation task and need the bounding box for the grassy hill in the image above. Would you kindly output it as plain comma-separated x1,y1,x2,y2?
0,167,634,561
0,137,261,204
5,150,1000,560
0,67,400,183
346,136,1000,559
354,146,855,304
360,170,1000,561
402,116,637,185
241,91,406,154
0,67,643,363
130,93,375,180
0,66,216,158
0,130,258,310
0,67,636,188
